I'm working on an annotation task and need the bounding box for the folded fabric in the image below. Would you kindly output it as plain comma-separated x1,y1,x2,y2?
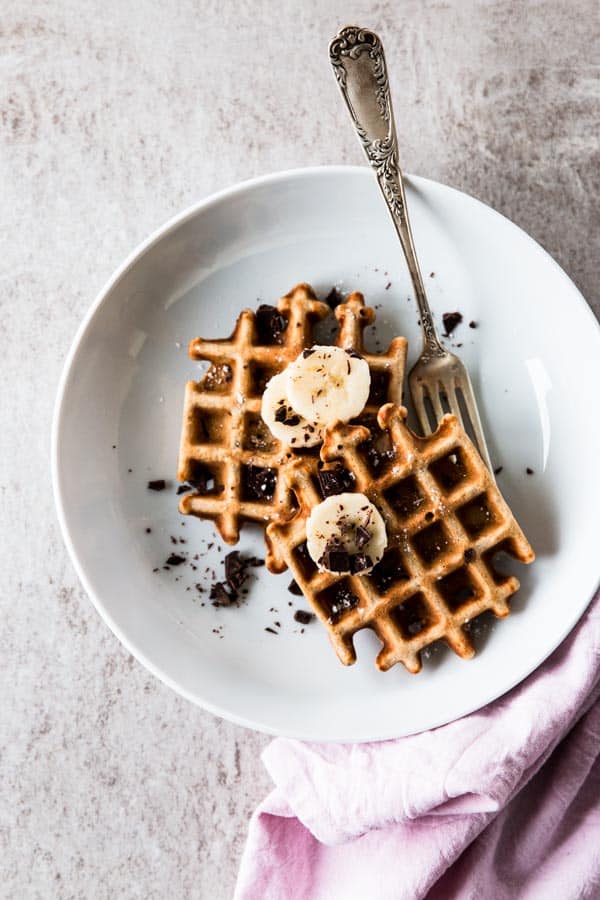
235,591,600,900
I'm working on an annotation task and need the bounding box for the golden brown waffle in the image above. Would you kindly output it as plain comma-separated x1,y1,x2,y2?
177,283,330,544
266,404,535,673
178,284,408,554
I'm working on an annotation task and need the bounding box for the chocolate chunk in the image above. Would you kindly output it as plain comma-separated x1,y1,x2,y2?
526,467,534,475
464,548,475,563
288,579,303,596
147,479,166,491
210,582,235,606
469,320,477,329
318,465,355,498
255,304,288,344
350,554,372,574
294,610,314,625
165,553,186,566
324,287,343,310
145,527,152,534
321,547,350,573
442,312,463,337
302,348,316,358
327,585,359,624
245,465,277,501
176,483,193,495
355,525,370,549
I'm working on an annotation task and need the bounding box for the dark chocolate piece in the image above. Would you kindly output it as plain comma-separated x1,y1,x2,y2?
318,464,355,498
442,312,463,337
255,304,287,344
165,553,186,566
294,610,314,625
274,403,300,427
494,466,503,475
526,467,534,475
265,627,278,634
288,579,303,596
210,582,235,606
147,479,166,491
469,321,477,329
321,547,351,573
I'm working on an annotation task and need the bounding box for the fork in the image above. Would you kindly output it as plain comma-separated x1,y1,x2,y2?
329,25,493,471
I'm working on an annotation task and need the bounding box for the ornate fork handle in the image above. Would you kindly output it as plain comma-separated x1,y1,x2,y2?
329,26,443,358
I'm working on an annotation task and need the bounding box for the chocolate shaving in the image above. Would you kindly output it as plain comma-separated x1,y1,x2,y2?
147,479,167,491
210,582,234,606
274,403,301,427
355,525,370,549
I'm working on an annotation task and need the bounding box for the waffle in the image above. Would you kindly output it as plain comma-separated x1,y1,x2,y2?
266,404,534,673
178,284,408,555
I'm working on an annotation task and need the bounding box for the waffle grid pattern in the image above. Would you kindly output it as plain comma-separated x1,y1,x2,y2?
266,404,535,673
177,284,407,554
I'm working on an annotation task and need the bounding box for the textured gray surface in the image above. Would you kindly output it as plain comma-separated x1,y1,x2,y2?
1,1,598,897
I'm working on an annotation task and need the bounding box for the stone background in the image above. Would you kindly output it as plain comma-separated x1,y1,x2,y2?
1,1,598,897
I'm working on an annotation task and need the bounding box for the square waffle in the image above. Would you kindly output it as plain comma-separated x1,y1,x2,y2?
265,404,535,673
177,284,408,555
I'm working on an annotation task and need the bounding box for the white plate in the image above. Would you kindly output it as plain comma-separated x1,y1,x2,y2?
52,166,600,741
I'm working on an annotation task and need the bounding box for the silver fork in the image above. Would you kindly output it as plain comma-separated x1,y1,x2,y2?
329,25,493,471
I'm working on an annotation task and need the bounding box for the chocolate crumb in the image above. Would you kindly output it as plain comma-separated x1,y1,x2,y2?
145,528,152,534
526,467,534,475
494,466,503,475
469,321,477,329
274,621,281,628
288,579,303,596
152,567,159,573
264,627,278,635
442,312,463,337
294,610,314,625
165,553,186,566
429,272,435,278
385,281,391,290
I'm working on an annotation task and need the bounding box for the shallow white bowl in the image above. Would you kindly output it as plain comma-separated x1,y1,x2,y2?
52,166,600,741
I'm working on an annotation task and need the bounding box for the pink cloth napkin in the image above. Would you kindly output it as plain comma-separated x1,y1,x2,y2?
235,592,600,899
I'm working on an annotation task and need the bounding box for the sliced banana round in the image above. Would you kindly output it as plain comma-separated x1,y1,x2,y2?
306,492,387,575
261,372,323,448
286,345,371,426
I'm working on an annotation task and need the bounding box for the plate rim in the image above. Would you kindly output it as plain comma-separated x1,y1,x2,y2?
51,164,600,741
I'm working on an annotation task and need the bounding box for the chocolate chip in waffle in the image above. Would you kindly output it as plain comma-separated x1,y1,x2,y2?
265,404,534,673
178,284,408,553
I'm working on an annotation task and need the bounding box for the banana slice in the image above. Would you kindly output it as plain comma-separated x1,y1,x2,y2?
261,372,323,448
306,492,387,575
286,346,371,426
